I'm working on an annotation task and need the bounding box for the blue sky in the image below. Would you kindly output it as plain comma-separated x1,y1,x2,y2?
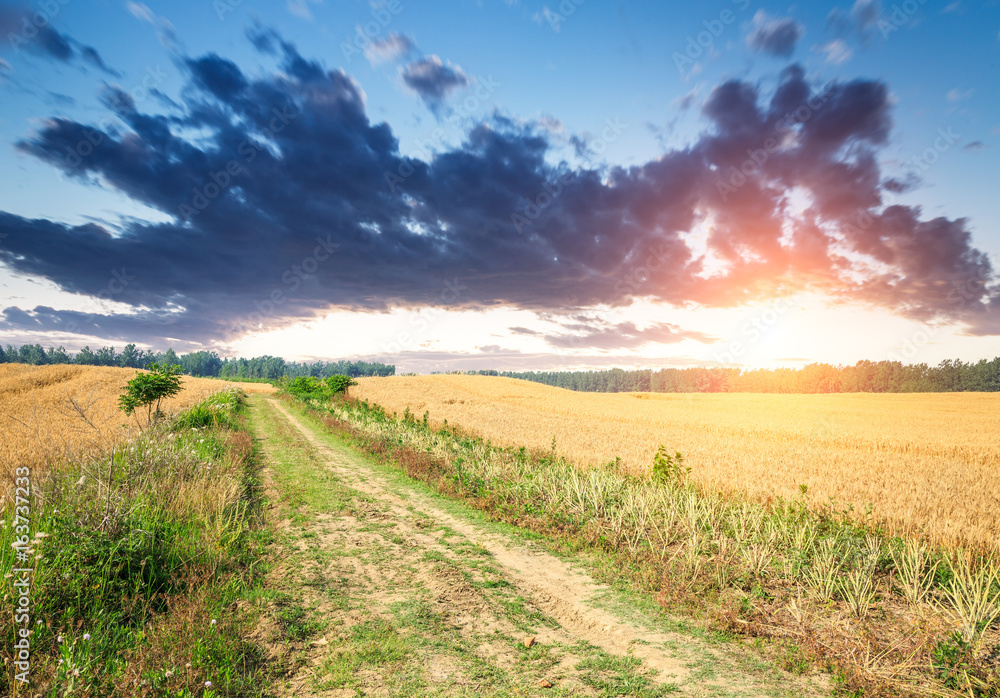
0,0,998,372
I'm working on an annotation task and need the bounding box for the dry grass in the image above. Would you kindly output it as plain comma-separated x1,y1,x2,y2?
0,363,275,479
353,375,1000,551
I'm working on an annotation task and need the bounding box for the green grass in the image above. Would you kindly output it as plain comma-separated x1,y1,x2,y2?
278,390,1000,697
251,395,721,697
576,650,679,696
0,387,271,696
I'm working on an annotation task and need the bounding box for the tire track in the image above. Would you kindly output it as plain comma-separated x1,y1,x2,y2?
266,398,827,697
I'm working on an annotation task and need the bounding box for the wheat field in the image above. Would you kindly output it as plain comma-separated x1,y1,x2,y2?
353,375,1000,551
0,364,275,476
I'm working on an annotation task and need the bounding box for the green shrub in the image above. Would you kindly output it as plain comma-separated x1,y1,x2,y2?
651,445,689,486
326,374,357,394
286,374,356,401
118,363,183,430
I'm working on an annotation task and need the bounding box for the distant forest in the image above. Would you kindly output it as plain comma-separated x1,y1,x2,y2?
7,342,1000,392
0,343,395,380
497,359,1000,393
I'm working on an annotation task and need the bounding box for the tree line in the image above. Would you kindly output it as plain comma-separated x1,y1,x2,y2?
0,343,395,380
497,359,1000,393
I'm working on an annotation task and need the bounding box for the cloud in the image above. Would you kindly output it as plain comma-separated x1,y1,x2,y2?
828,0,882,45
364,32,416,65
400,55,469,112
126,2,156,23
963,140,985,151
746,11,805,57
882,173,920,193
79,46,119,75
1,36,996,347
185,54,249,99
0,7,119,75
946,88,973,102
545,321,717,350
246,23,281,54
124,1,178,50
816,39,852,64
533,7,563,32
287,0,322,20
373,349,704,374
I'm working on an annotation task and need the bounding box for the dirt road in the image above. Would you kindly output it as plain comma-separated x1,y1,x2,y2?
252,396,827,696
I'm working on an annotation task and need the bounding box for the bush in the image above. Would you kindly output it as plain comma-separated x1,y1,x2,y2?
326,374,358,394
285,374,357,401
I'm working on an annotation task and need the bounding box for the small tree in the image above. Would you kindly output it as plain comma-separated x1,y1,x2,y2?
326,374,357,395
118,363,184,430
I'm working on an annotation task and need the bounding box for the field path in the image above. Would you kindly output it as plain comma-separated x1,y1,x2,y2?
255,396,828,696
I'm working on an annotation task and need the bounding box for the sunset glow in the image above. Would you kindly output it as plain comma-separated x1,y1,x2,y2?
1,1,997,370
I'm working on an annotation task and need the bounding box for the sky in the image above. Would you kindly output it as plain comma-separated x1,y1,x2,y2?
0,0,998,373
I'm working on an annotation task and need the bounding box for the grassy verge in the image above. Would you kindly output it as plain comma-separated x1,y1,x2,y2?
1,387,271,697
281,392,1000,698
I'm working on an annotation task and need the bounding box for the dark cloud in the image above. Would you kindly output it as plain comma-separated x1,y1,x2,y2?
882,173,920,193
400,55,468,112
747,11,805,57
364,32,416,65
1,33,997,346
0,7,119,75
246,23,281,54
0,305,193,347
185,54,248,99
79,45,121,76
33,24,74,62
963,140,985,151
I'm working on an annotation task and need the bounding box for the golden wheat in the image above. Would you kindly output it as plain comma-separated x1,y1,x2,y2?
0,364,275,477
353,375,1000,551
